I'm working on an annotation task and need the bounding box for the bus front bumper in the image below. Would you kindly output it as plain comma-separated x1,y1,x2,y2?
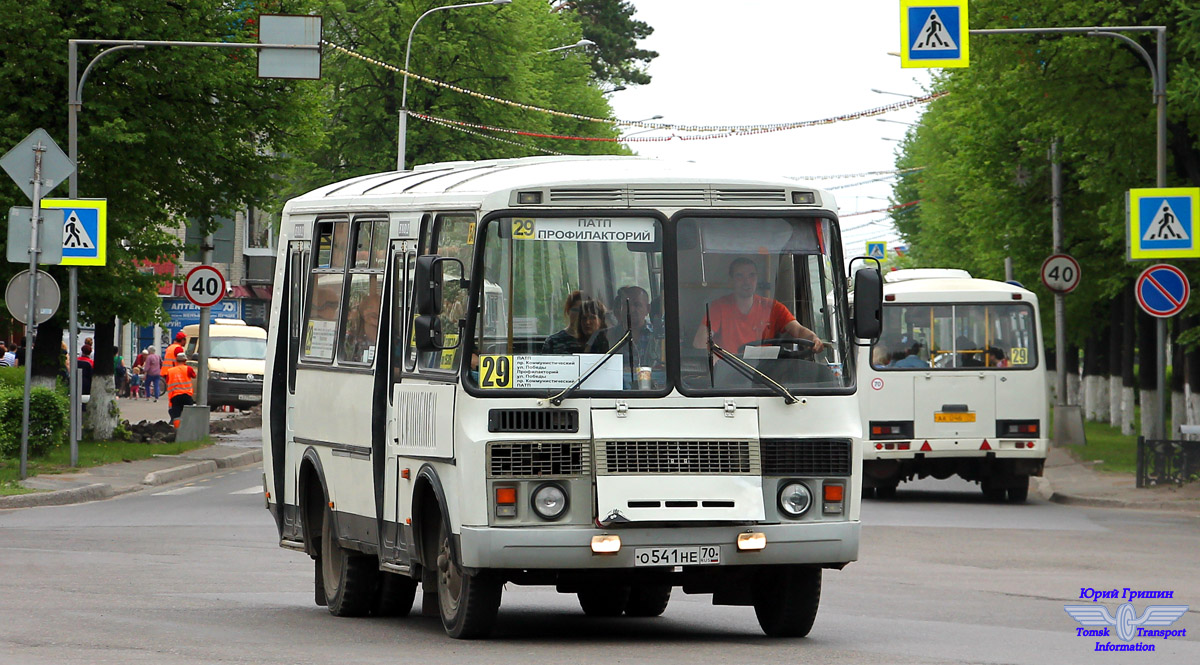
457,520,859,570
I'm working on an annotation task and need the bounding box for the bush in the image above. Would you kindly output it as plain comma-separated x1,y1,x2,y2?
0,386,70,458
0,366,24,392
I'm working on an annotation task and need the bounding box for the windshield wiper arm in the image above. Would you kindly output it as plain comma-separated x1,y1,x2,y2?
548,330,632,406
706,339,799,405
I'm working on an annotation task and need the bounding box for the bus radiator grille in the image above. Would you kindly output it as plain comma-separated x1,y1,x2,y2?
597,440,759,475
488,442,588,478
761,439,852,476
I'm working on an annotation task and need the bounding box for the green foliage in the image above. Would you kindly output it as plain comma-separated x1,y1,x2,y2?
563,0,658,86
892,1,1200,344
0,386,69,457
0,0,328,335
0,366,24,392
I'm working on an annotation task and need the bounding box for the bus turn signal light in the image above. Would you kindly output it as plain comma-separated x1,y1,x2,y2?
496,487,517,517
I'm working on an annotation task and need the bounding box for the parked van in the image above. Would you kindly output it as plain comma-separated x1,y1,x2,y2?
181,319,268,409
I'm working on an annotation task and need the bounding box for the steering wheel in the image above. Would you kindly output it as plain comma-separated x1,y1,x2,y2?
746,337,816,359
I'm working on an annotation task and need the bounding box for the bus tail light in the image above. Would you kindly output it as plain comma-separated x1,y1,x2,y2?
869,421,914,440
496,487,517,517
823,483,845,515
998,420,1040,438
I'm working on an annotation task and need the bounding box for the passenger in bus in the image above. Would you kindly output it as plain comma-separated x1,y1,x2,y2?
888,336,927,368
606,285,661,371
343,292,381,362
987,346,1009,368
541,291,609,355
957,335,983,367
871,339,893,368
691,257,824,355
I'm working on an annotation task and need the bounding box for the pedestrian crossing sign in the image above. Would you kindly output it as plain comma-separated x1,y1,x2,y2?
901,0,969,69
41,198,107,266
1128,188,1200,260
866,241,887,260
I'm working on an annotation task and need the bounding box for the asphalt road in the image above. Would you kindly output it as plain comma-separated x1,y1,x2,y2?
1,470,1197,664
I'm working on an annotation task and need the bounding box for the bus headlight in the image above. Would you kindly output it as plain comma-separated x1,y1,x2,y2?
778,482,812,517
531,483,568,520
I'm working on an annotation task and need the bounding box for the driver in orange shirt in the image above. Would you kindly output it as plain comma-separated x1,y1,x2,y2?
692,257,824,354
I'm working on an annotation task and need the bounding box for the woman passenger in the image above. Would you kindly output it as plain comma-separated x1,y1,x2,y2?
541,291,610,355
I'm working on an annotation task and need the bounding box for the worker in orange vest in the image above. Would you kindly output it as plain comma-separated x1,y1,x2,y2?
165,352,198,428
163,331,187,372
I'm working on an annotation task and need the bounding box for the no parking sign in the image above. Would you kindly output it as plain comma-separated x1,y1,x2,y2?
1135,264,1189,318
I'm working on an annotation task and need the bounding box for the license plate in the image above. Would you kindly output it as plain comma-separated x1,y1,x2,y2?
238,394,262,401
935,412,975,423
634,546,721,567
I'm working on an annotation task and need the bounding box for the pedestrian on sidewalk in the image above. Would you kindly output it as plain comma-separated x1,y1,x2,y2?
129,366,143,399
77,344,94,412
165,352,197,428
163,331,186,373
0,342,11,367
143,346,162,402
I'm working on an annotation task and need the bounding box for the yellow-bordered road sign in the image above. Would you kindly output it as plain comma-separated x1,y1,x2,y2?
1127,187,1200,261
866,241,887,260
42,198,107,266
901,0,969,69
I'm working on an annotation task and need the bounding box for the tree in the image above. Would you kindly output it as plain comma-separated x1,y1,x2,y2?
891,0,1200,436
0,0,327,438
552,0,658,86
312,0,629,183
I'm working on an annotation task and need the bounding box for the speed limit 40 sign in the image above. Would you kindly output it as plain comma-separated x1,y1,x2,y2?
1041,254,1081,294
184,265,226,308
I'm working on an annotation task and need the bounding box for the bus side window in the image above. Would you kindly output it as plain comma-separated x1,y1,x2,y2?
417,214,475,373
339,219,387,364
304,220,348,362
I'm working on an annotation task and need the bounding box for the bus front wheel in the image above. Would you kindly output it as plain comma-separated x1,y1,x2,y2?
436,519,502,638
578,586,630,616
320,505,377,617
753,566,821,637
625,584,672,617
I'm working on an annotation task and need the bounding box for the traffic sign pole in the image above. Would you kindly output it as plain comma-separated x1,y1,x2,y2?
18,145,45,479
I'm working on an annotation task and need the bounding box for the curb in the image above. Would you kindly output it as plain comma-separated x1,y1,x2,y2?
0,483,114,509
2,448,264,510
1048,491,1200,512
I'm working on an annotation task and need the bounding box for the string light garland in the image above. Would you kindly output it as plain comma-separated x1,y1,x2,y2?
840,200,920,218
416,114,565,155
322,39,946,134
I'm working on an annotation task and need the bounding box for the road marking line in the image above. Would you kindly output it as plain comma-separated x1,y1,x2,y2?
153,486,206,496
231,486,263,495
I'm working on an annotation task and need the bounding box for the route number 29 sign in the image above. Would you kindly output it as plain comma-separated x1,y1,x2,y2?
184,265,226,308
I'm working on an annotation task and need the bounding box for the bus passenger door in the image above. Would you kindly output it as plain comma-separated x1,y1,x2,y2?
282,240,308,538
383,239,416,563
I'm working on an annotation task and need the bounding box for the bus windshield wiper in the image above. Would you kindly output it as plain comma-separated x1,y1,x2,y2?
706,340,799,405
548,330,631,406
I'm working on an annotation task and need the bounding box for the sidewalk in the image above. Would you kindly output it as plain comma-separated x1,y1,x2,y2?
1036,444,1200,513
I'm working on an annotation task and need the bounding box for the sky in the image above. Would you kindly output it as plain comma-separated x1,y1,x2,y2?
605,0,934,256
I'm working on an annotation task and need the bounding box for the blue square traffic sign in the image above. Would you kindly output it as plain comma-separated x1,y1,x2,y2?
901,0,969,69
1127,188,1200,260
41,198,107,266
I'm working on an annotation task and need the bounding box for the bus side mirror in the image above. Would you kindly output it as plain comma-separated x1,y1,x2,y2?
415,255,453,316
415,315,443,351
852,265,882,340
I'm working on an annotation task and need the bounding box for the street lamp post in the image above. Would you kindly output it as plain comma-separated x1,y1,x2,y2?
397,0,512,171
541,38,594,54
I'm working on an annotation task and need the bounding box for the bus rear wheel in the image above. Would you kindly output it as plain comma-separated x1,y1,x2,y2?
1007,475,1030,503
374,572,418,617
320,505,377,617
436,519,502,638
753,566,821,637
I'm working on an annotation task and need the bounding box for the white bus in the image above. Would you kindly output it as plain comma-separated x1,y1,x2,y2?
856,269,1047,502
261,155,883,639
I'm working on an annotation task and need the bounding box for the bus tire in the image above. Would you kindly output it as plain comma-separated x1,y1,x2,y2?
981,480,1006,502
625,584,671,617
321,505,377,617
436,519,502,638
1007,476,1030,503
374,572,418,617
578,586,630,616
876,483,897,500
753,566,821,638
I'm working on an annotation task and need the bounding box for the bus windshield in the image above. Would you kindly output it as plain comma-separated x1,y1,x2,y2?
873,303,1038,370
470,216,666,393
675,216,851,393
